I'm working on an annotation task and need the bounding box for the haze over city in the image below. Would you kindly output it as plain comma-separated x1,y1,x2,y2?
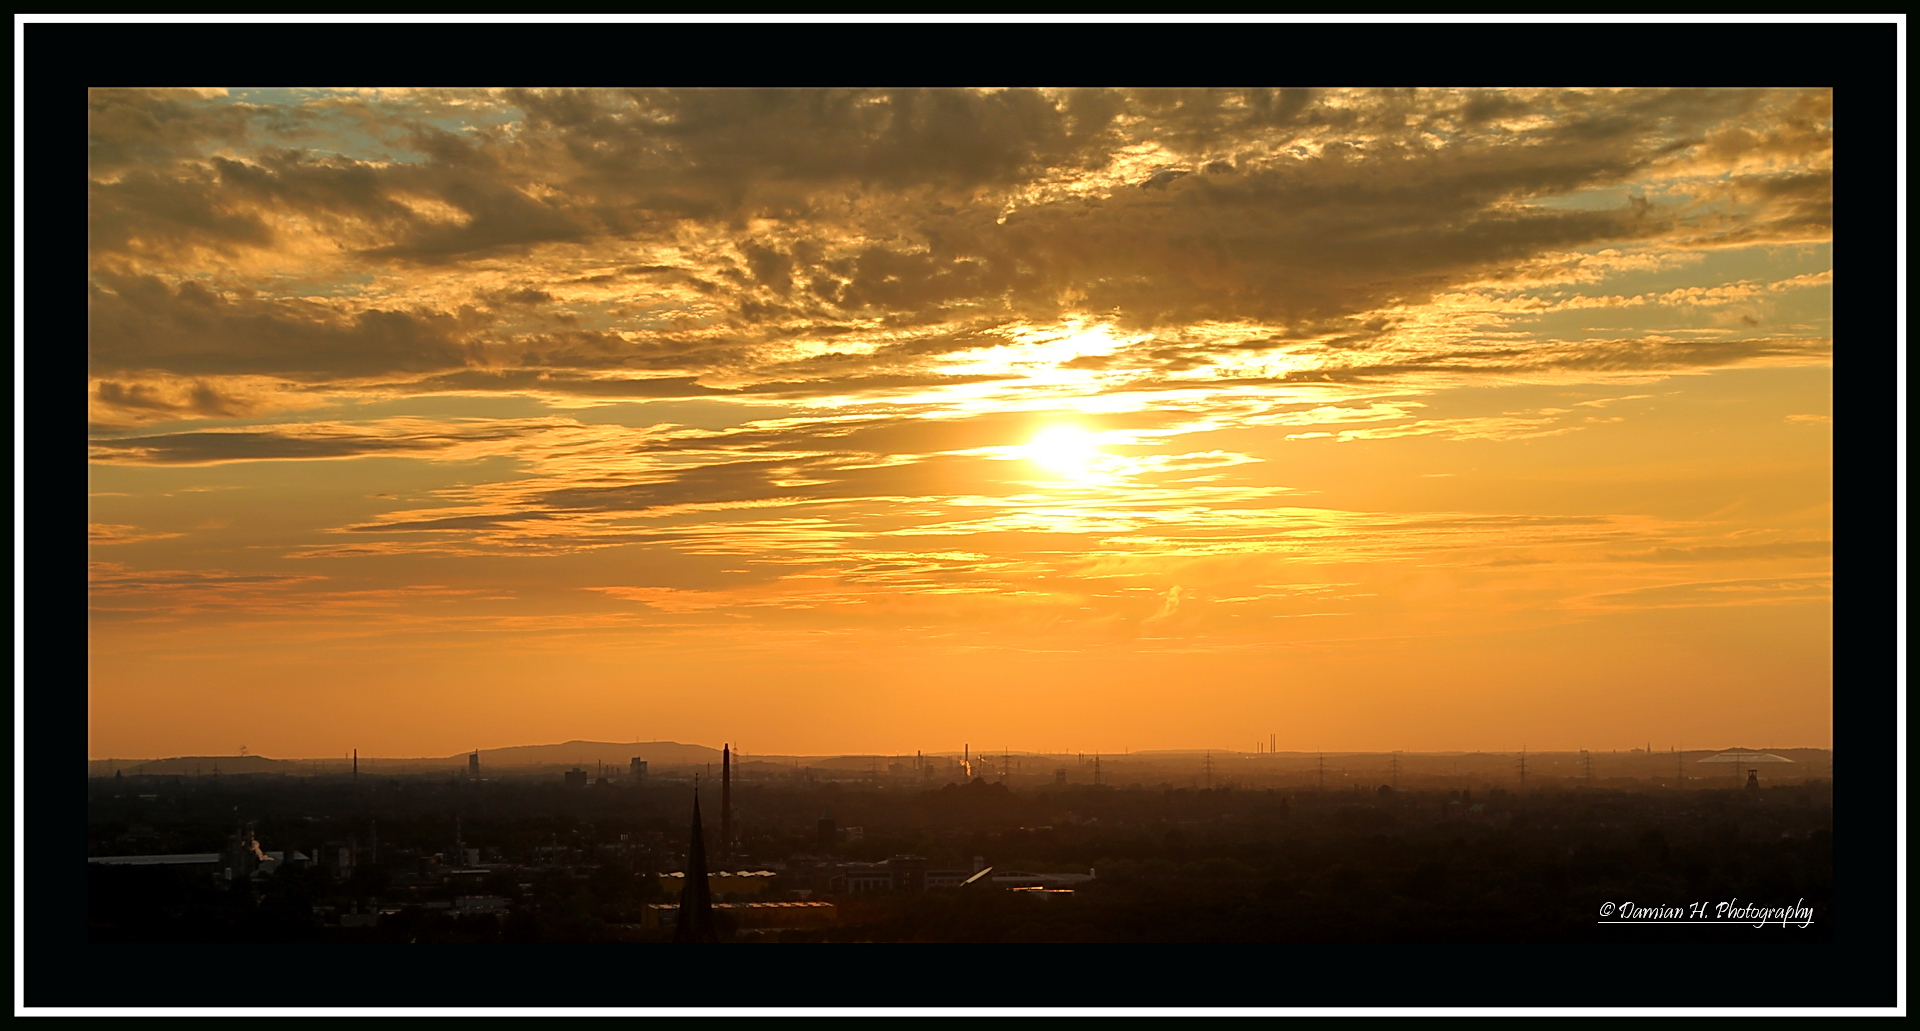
87,87,1831,761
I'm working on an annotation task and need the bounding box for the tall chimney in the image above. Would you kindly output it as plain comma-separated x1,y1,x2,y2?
721,744,732,858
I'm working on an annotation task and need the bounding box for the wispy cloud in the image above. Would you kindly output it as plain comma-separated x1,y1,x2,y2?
1606,541,1831,563
1582,575,1831,610
89,524,184,545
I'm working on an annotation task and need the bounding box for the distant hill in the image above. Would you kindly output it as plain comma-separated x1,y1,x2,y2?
87,741,726,777
88,755,297,777
452,740,724,767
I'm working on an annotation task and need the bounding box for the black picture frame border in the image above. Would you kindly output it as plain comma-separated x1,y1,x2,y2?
34,14,1897,1013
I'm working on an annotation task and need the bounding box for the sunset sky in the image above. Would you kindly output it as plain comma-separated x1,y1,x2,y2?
86,87,1832,759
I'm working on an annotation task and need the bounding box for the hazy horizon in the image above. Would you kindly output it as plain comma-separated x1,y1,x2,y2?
86,738,1833,765
89,87,1831,759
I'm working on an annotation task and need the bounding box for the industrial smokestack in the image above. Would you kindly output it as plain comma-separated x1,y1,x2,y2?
721,743,732,856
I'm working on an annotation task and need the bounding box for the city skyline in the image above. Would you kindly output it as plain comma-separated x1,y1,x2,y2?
88,87,1832,759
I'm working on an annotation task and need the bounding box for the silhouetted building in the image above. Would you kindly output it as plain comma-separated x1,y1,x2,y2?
468,752,480,777
661,869,777,897
991,868,1097,889
219,823,265,882
564,768,587,789
89,852,218,874
1747,770,1760,791
888,855,928,893
455,895,509,914
812,856,968,893
319,839,356,872
924,867,975,889
85,824,315,884
817,814,835,847
89,849,307,879
842,862,893,893
673,792,719,942
630,758,648,784
1009,887,1075,901
646,900,835,932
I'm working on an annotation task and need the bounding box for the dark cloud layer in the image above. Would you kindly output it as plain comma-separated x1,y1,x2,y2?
88,272,474,379
88,420,560,465
87,87,1832,403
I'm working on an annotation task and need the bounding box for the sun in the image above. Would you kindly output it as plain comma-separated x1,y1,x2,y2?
1023,426,1101,478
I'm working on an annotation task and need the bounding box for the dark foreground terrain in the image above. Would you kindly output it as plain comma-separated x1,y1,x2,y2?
87,772,1832,943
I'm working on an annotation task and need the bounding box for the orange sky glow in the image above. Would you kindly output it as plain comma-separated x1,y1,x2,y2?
87,87,1832,758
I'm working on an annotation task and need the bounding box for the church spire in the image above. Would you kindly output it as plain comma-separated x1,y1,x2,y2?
673,785,719,942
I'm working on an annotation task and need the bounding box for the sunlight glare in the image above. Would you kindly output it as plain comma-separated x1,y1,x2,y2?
1023,426,1102,478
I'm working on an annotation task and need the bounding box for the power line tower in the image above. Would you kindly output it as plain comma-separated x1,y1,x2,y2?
1516,748,1528,791
1093,753,1102,787
1203,751,1215,790
1389,751,1401,788
1317,753,1326,792
1582,750,1594,788
1675,746,1684,789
